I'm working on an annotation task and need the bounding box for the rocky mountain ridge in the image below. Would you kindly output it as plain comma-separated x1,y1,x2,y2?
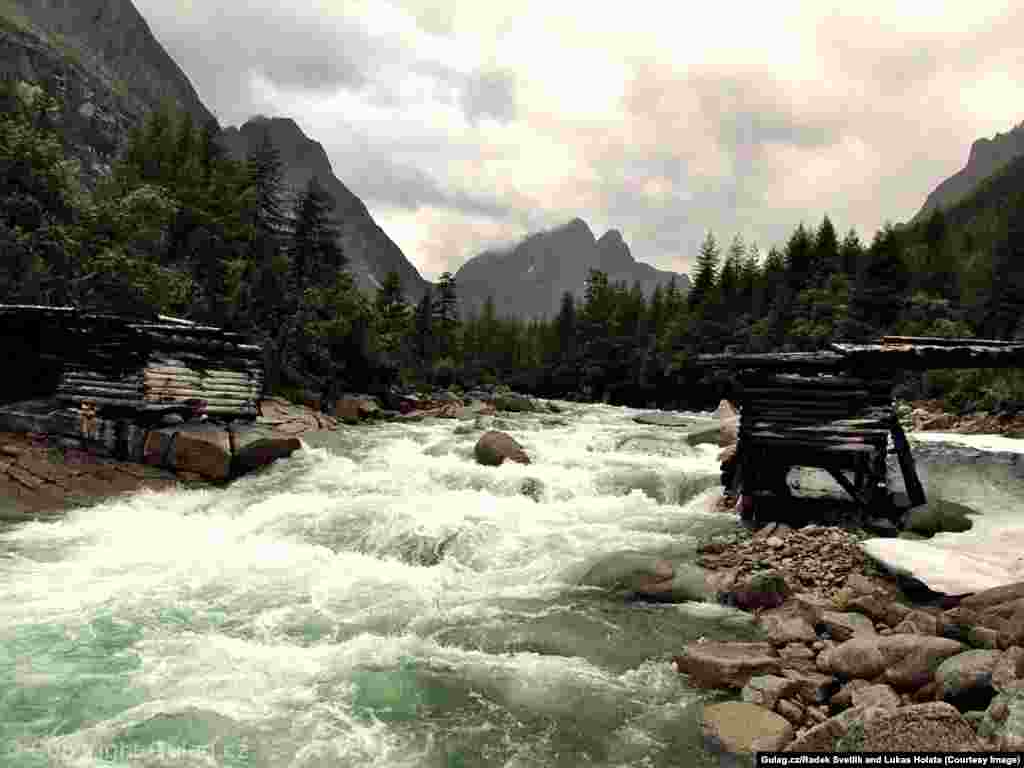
0,0,214,181
915,121,1024,221
219,117,430,300
456,218,690,319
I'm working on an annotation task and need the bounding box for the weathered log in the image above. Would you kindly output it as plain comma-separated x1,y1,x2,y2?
696,351,847,370
742,416,891,428
745,430,885,445
745,423,891,438
57,383,143,397
143,395,256,408
741,376,889,388
743,438,878,454
144,385,260,399
890,419,926,507
145,365,258,381
880,335,1021,348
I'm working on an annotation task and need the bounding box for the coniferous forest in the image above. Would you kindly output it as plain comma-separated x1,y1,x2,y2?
5,82,1024,413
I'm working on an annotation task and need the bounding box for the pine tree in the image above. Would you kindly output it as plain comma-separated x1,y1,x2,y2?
813,215,840,283
289,176,342,294
246,129,288,234
415,287,435,364
433,271,459,360
688,231,720,309
719,235,744,307
783,223,814,292
982,203,1024,338
849,224,910,336
740,242,761,307
555,290,577,361
839,228,863,279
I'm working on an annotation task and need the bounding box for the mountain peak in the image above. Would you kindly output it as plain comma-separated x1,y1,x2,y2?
560,217,593,236
915,120,1024,221
456,222,688,319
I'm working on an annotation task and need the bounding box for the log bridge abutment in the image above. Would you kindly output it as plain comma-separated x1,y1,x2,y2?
697,337,1024,518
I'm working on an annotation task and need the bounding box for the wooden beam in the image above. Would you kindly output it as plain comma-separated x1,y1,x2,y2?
890,419,926,507
880,335,1022,348
826,467,872,507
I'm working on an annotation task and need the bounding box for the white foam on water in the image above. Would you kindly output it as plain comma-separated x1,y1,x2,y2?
0,402,742,767
862,432,1024,594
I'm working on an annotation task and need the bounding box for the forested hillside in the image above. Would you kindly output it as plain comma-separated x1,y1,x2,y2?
4,84,1024,411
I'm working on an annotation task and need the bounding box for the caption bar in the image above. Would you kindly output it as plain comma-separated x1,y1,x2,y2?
756,755,1024,767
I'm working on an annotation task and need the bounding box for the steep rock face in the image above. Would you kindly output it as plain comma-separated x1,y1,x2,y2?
0,0,214,181
219,117,429,300
915,122,1024,221
455,218,689,319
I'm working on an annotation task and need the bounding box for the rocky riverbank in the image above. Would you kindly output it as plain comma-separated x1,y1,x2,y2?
0,388,565,519
905,399,1024,436
680,506,1024,755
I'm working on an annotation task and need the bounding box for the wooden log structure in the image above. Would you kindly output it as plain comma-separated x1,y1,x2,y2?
694,336,1024,513
0,305,264,420
725,371,907,512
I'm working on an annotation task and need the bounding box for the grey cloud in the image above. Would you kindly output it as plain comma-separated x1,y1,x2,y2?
460,69,517,123
689,72,843,151
320,129,514,220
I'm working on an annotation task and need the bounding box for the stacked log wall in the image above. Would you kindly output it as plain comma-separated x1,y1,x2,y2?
1,306,263,420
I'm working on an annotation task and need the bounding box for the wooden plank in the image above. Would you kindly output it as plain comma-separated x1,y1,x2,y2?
740,387,873,399
58,386,143,399
826,467,872,507
744,417,891,429
145,366,257,381
741,437,878,453
880,335,1022,348
745,423,891,438
143,393,255,406
890,419,926,507
745,430,885,445
742,374,890,388
696,351,847,370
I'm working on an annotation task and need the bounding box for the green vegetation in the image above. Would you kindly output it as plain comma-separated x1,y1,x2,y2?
3,79,1024,411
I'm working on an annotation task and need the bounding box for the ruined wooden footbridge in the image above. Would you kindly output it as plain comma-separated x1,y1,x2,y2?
697,337,1024,516
0,305,263,420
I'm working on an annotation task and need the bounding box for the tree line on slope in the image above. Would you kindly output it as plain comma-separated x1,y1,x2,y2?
3,85,1024,412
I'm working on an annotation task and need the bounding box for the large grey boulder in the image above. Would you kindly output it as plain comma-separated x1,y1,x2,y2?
168,424,232,482
473,431,530,466
742,675,800,711
493,393,535,412
578,553,713,602
675,642,782,689
935,649,1001,710
818,635,967,689
700,701,794,754
902,499,974,537
228,425,301,475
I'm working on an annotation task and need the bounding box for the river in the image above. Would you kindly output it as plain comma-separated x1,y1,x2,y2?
2,403,1019,767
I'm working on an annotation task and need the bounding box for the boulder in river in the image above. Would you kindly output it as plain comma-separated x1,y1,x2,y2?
473,431,530,466
578,552,714,602
632,412,694,428
168,424,232,482
228,425,302,474
901,499,974,537
675,641,782,688
493,393,535,412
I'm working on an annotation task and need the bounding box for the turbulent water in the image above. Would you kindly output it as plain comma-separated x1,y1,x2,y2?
1,403,777,767
11,405,1022,767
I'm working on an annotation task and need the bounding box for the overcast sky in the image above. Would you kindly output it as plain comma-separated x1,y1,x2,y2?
136,1,1023,280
